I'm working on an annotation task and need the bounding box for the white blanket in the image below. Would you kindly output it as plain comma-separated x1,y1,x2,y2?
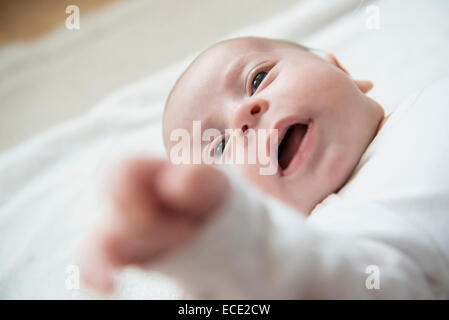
1,0,449,299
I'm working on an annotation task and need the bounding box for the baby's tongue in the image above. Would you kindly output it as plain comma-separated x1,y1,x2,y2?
278,124,307,169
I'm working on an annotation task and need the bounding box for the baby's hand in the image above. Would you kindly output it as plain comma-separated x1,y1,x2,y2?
80,158,230,293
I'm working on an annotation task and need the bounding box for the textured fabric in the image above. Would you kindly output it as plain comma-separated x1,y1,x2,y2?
1,0,449,298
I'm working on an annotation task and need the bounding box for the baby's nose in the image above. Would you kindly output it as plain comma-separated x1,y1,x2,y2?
232,98,269,132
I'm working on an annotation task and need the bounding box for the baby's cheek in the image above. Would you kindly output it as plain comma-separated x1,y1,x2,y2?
222,131,279,192
223,131,257,165
241,164,278,196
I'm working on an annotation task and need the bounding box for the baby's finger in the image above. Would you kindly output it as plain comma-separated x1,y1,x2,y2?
80,232,116,294
108,158,167,226
156,164,229,218
101,215,196,266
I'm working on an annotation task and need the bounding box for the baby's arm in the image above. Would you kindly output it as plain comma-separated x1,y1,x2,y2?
81,159,442,299
151,169,440,299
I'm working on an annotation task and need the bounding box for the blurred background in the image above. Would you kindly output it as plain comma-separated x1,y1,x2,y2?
3,0,449,299
0,0,299,152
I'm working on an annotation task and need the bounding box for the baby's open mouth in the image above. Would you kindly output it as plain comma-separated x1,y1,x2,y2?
278,123,308,170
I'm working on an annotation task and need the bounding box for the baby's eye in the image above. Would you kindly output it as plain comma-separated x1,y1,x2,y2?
214,137,228,157
252,71,267,94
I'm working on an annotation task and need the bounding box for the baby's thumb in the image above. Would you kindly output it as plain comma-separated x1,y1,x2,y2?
156,164,230,218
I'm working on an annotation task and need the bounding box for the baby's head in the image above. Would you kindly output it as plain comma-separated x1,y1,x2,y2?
163,37,384,214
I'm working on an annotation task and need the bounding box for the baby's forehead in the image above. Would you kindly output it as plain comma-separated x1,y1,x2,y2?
194,38,282,67
173,38,284,96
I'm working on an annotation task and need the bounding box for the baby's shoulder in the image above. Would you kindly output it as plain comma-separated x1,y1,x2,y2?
339,75,449,198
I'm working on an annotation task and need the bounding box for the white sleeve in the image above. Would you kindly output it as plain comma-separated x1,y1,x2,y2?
150,170,442,299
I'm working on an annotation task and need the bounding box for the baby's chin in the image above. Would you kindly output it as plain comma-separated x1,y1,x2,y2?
241,155,356,215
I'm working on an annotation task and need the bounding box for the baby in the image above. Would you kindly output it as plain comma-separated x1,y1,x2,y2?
81,37,449,298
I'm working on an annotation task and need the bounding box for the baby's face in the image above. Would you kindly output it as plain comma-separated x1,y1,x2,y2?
164,38,384,214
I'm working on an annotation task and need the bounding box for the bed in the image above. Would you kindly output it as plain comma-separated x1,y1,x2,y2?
1,0,449,299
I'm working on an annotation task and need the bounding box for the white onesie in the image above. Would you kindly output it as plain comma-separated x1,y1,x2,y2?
152,76,449,299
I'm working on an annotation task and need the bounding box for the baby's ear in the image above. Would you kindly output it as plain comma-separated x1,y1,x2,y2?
325,53,373,93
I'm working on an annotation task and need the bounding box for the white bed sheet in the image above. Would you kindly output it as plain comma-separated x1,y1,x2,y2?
1,0,449,299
